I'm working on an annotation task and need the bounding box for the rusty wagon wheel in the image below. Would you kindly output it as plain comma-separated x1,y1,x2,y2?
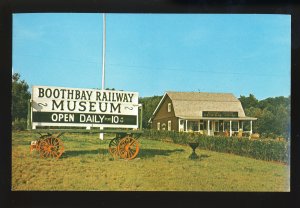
108,138,120,159
30,134,49,153
117,135,139,160
38,137,65,159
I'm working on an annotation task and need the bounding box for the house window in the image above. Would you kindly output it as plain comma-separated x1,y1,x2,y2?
168,103,172,112
180,119,184,125
188,121,199,131
232,121,239,131
168,121,171,131
157,122,160,130
224,121,230,131
200,120,204,130
219,121,224,131
214,121,219,132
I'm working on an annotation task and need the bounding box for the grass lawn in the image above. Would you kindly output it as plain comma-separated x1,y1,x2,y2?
12,131,290,191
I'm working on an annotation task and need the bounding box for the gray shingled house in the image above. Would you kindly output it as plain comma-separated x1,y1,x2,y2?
148,92,257,136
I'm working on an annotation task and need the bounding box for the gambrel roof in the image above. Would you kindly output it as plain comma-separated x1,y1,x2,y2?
150,91,257,121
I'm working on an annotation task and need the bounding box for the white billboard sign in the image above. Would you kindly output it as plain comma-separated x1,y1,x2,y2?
31,86,139,129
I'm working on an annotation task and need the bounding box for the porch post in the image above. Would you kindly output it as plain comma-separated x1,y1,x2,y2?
241,121,244,131
250,120,253,134
208,120,210,136
223,121,224,132
185,120,188,132
229,120,232,137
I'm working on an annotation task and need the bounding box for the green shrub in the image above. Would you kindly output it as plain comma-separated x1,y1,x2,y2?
12,118,27,131
142,130,289,163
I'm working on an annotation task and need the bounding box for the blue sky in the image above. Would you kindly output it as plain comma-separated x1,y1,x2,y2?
13,13,291,100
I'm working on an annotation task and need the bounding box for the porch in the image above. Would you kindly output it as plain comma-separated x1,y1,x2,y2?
178,117,256,137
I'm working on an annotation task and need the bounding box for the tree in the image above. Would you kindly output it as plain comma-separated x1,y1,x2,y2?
12,73,31,121
239,94,259,109
240,94,290,138
244,107,263,133
139,96,162,129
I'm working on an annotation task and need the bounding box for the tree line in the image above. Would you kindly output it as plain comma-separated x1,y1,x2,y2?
12,73,290,138
239,94,290,138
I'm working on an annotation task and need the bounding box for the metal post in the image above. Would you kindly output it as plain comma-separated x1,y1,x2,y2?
101,13,106,90
100,13,106,139
139,104,143,129
99,126,104,140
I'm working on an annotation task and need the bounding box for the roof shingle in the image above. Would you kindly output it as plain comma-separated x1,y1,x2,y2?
166,91,246,118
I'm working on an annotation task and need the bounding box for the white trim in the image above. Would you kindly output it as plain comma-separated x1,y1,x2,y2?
207,120,210,136
168,103,172,112
178,119,184,132
32,122,138,129
168,120,171,131
229,120,232,136
185,120,188,132
179,116,257,121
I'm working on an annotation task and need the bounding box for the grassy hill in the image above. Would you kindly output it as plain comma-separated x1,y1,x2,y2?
12,131,289,191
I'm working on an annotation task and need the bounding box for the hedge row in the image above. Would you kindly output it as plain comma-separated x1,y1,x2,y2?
142,130,289,163
12,118,27,131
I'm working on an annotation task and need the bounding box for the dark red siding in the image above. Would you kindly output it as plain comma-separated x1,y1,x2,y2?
151,95,178,131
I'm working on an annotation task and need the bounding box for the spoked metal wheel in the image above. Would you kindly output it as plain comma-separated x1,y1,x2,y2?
30,134,49,153
108,138,120,159
117,135,139,160
38,137,65,159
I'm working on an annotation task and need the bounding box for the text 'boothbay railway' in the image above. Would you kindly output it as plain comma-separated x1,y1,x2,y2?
30,86,140,129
